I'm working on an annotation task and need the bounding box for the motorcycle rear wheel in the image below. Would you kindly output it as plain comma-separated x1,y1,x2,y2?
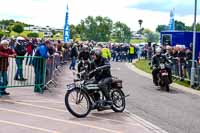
111,89,126,112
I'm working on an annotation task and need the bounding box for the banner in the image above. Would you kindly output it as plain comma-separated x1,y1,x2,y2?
63,5,70,43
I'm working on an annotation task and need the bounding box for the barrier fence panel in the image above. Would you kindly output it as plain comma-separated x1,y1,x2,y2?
0,56,46,96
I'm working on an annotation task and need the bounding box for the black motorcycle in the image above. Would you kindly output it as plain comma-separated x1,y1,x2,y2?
157,63,170,92
65,65,127,118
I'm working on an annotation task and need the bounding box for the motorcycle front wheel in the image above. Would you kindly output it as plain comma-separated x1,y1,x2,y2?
65,88,91,118
111,89,126,112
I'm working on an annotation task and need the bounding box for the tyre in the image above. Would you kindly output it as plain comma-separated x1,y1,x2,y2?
111,89,126,112
166,84,170,92
164,76,170,92
65,88,91,118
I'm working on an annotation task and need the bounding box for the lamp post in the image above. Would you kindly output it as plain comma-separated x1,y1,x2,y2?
190,0,198,87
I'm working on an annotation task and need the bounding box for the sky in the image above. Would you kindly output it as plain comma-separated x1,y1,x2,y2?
0,0,199,31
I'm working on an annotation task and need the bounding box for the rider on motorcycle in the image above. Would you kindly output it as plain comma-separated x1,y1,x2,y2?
78,45,91,72
152,47,172,86
90,48,112,104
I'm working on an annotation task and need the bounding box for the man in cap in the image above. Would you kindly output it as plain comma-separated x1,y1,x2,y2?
0,40,16,95
14,37,27,81
32,40,50,93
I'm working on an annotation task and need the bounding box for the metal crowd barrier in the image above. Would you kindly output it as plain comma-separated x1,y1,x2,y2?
44,52,65,90
0,54,67,96
0,56,46,96
170,59,199,84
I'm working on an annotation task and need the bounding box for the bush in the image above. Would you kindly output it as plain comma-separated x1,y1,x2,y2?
12,24,24,34
0,30,4,39
27,32,39,38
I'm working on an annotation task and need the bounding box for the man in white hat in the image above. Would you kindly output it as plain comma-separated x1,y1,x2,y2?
0,40,16,95
14,36,27,81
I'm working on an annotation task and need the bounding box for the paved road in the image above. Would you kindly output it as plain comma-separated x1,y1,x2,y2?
0,64,165,133
112,62,200,133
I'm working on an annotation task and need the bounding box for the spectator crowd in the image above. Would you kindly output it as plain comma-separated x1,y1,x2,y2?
0,37,200,95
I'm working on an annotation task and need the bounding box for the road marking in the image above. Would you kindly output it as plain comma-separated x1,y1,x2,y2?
0,108,121,133
0,120,59,133
16,100,63,104
0,99,141,127
125,110,168,133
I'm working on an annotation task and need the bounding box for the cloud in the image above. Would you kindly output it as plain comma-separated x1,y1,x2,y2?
128,0,199,16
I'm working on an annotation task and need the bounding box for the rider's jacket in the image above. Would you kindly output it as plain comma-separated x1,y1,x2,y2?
78,51,90,60
152,54,170,68
90,57,112,81
129,46,134,54
101,48,111,59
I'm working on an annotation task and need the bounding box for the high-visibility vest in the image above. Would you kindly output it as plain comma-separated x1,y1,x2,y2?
129,47,134,54
102,48,111,59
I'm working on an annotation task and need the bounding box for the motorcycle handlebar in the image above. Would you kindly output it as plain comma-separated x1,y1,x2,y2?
88,65,111,75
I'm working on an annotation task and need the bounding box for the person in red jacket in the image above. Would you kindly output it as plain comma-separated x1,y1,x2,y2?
0,40,16,95
25,41,34,65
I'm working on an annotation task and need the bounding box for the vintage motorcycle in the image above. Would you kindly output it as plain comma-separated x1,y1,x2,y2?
65,65,127,118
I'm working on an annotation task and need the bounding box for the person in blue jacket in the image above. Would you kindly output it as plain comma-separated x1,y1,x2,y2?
32,40,50,93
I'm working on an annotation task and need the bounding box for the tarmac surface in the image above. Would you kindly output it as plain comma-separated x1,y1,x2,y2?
113,62,200,133
0,63,167,133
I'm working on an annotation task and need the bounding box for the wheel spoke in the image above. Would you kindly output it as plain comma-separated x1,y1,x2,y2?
67,89,89,115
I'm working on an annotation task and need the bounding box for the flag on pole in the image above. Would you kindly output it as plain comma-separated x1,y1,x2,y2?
169,8,175,31
63,4,70,43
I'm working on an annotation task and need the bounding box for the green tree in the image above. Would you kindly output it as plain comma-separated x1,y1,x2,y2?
112,21,132,43
95,16,113,42
142,28,152,34
196,23,200,31
70,24,76,40
76,21,87,41
27,32,39,38
143,29,159,43
0,19,15,26
175,20,186,31
76,16,113,41
146,32,159,43
51,30,56,36
156,25,168,32
12,24,24,34
0,30,4,39
185,26,192,31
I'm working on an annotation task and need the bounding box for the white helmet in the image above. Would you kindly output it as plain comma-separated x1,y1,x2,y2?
16,36,25,41
1,40,9,45
83,44,88,48
156,47,162,53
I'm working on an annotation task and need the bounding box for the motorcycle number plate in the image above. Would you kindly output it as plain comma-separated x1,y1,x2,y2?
66,83,75,90
160,64,165,69
162,73,168,76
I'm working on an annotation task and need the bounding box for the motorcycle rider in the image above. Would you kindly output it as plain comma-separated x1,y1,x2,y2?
152,47,172,86
77,45,91,72
90,49,112,105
